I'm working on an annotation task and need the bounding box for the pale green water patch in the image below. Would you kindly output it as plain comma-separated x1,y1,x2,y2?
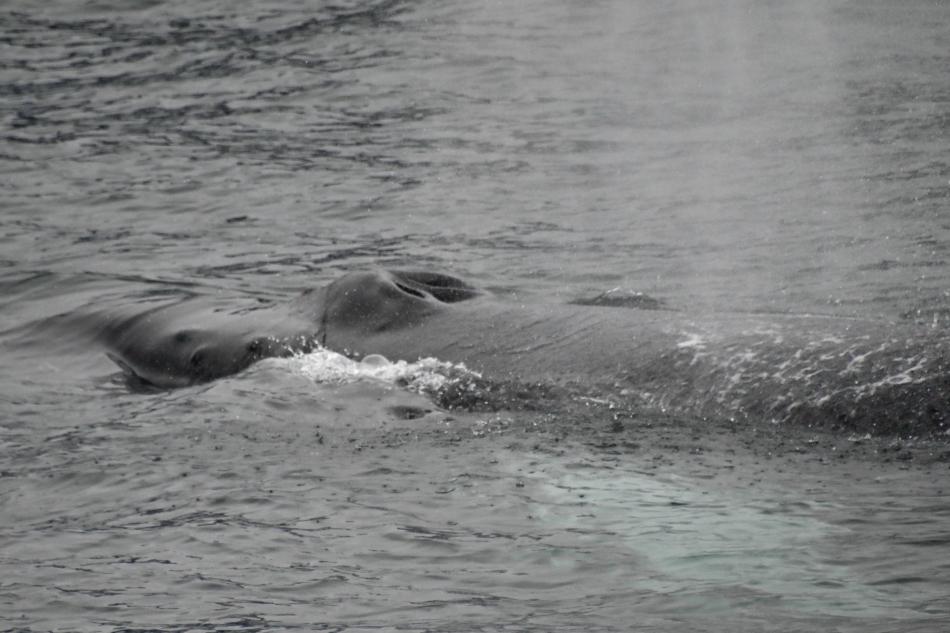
496,448,941,622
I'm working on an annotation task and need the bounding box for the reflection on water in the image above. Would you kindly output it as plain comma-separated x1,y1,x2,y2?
512,455,879,618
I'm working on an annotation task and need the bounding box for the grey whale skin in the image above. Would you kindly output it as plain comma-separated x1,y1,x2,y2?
90,269,948,435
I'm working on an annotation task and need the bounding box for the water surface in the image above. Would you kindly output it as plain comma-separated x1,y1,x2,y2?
2,0,950,631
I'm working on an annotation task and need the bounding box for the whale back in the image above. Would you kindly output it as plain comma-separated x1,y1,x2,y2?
320,269,950,437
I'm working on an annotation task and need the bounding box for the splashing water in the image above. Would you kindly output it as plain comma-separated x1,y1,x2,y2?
279,347,480,395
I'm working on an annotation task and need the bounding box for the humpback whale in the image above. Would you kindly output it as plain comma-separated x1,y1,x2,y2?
53,269,950,437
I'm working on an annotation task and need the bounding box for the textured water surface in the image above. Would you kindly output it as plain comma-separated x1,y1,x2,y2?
2,0,950,631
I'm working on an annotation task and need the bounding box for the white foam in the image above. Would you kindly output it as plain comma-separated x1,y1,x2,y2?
676,332,707,350
278,347,477,394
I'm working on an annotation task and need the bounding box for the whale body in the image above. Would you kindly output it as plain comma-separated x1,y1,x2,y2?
49,269,950,436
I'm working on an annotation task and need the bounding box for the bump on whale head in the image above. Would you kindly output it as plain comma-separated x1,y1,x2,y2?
321,270,482,334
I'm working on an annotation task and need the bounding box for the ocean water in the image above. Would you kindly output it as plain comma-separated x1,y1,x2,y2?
2,0,950,631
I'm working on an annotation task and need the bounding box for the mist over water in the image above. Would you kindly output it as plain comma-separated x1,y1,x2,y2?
2,1,950,631
3,0,949,314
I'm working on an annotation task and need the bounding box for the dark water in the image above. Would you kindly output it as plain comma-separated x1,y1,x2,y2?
2,1,950,631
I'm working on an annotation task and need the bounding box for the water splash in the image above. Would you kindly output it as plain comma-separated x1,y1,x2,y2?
280,347,478,395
